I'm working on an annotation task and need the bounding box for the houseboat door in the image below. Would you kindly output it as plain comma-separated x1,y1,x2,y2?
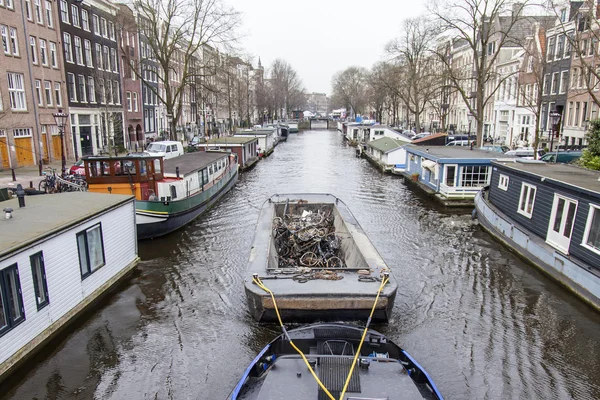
546,194,578,254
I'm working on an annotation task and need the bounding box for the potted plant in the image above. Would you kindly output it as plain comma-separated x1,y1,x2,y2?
411,173,419,182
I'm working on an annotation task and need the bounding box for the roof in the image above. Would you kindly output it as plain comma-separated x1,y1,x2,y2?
492,160,600,194
0,192,133,258
367,137,405,154
198,136,258,145
163,151,227,176
406,145,511,161
412,133,447,144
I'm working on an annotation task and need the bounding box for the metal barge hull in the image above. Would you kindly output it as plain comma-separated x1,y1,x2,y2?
245,194,397,322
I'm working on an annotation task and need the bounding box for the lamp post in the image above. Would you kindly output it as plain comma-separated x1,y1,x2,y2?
53,109,69,176
549,110,561,152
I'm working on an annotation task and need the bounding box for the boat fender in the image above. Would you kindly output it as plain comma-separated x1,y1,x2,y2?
471,208,477,220
358,269,370,275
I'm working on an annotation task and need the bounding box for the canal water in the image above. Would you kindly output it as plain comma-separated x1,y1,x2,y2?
3,131,600,399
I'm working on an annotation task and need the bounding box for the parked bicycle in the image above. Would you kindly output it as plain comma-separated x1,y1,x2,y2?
39,168,58,193
39,168,87,193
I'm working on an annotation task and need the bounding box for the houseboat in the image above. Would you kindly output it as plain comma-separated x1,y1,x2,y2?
287,121,299,133
403,146,514,206
363,137,410,173
0,192,139,383
84,151,238,239
475,160,600,310
245,194,397,322
235,129,276,157
229,323,444,400
196,136,259,170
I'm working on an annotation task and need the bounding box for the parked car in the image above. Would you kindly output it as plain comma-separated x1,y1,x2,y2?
189,136,206,148
69,159,85,175
540,151,582,163
480,145,510,153
411,132,432,140
446,139,475,147
504,148,546,159
446,134,470,143
145,141,184,159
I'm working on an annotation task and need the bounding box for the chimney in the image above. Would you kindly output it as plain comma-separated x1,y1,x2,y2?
16,184,25,208
3,207,13,219
512,2,524,16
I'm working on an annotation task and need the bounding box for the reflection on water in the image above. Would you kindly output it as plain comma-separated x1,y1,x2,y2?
3,131,600,400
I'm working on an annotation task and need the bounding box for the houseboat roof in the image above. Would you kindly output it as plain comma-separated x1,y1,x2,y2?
412,133,447,144
368,137,406,153
199,137,258,145
407,145,510,161
235,130,274,136
0,192,133,258
492,160,600,194
163,151,227,176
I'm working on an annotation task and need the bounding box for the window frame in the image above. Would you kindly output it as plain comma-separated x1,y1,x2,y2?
582,203,600,255
44,0,53,28
8,72,27,111
54,82,62,106
49,41,57,68
517,182,537,219
0,264,26,337
60,0,68,23
34,0,44,25
70,4,79,27
44,80,52,106
498,174,509,191
29,36,38,64
30,252,49,310
81,8,89,31
76,223,106,279
39,38,47,66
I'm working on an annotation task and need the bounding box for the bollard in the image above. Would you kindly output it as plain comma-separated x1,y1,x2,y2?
176,166,180,178
11,168,16,182
29,181,33,188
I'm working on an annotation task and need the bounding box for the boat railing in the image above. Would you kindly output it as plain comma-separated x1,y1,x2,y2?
439,183,483,199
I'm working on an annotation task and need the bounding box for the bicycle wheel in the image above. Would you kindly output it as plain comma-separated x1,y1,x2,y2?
39,180,47,193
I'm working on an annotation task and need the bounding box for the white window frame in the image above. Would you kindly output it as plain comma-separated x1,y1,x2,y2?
77,223,105,279
25,0,33,21
49,41,57,67
133,92,138,112
88,76,95,103
559,70,568,94
81,9,89,31
93,14,99,35
67,72,77,101
71,4,79,27
63,32,72,63
1,26,9,55
582,204,600,255
44,80,52,106
54,82,62,106
74,36,83,65
35,79,43,106
44,0,53,28
498,174,509,191
60,0,68,23
517,182,537,218
9,27,19,56
84,39,92,67
29,36,38,64
78,74,87,103
34,0,44,25
126,91,132,111
39,38,47,66
8,72,27,110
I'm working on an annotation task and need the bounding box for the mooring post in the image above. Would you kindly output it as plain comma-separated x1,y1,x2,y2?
11,168,16,182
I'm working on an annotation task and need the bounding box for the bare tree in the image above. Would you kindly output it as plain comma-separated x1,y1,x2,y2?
431,0,533,146
120,0,240,140
331,66,369,118
269,59,306,119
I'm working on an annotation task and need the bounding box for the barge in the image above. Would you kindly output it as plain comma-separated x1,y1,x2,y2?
245,194,397,322
228,323,444,400
84,151,238,240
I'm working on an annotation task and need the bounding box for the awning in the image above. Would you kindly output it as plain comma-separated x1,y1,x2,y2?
421,160,437,170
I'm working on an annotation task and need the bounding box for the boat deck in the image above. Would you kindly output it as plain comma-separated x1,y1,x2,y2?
163,151,227,175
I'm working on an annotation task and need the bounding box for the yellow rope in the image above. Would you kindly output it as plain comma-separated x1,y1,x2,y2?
338,275,389,400
252,276,336,400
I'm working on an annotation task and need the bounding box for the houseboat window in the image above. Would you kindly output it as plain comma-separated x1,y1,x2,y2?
170,185,177,199
89,161,103,177
460,166,490,187
30,252,49,310
77,223,105,279
0,264,25,335
517,183,537,218
123,160,136,175
498,174,509,191
140,160,147,176
583,204,600,253
202,168,209,184
112,161,123,175
154,159,161,174
445,165,456,186
209,165,213,175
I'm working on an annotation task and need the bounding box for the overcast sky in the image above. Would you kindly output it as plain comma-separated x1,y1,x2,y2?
225,0,426,96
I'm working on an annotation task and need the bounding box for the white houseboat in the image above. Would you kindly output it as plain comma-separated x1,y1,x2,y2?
234,129,276,158
0,192,139,383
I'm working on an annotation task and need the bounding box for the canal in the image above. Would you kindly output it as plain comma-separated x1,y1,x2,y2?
3,130,600,399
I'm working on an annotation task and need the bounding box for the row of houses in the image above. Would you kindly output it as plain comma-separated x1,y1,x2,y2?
0,0,267,170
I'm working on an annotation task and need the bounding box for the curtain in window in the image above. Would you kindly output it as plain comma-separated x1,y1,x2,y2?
87,226,103,270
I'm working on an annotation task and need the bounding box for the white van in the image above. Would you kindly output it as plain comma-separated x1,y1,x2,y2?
145,141,184,159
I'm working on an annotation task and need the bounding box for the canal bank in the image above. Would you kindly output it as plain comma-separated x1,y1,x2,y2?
2,131,600,400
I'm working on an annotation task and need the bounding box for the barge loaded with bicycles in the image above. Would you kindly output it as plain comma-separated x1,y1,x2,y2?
245,194,397,322
228,323,444,400
83,151,238,240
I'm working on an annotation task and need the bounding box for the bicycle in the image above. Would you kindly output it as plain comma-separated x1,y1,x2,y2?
39,168,58,193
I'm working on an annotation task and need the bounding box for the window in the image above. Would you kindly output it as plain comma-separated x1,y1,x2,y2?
103,45,109,70
460,166,489,187
582,204,600,254
83,39,92,67
76,224,105,278
44,0,53,27
54,82,62,106
81,9,89,31
560,71,569,94
133,92,138,112
29,36,38,64
95,43,102,69
9,27,18,56
35,79,43,106
25,0,32,20
47,42,57,68
498,174,509,191
39,39,47,66
543,73,550,95
518,183,537,218
63,32,72,63
13,128,31,137
60,0,68,23
556,35,564,59
1,26,9,55
113,80,119,104
0,265,26,336
8,73,26,110
110,48,118,72
78,74,86,102
88,76,95,102
67,72,76,101
170,185,177,199
43,80,52,106
93,14,99,35
34,0,43,24
126,91,132,111
74,36,83,65
108,21,115,40
547,36,555,61
30,252,49,310
100,17,107,37
71,5,79,27
551,72,559,94
487,42,495,55
106,79,112,104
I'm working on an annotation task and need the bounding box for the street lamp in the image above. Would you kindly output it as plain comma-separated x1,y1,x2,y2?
549,109,561,152
53,109,69,176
